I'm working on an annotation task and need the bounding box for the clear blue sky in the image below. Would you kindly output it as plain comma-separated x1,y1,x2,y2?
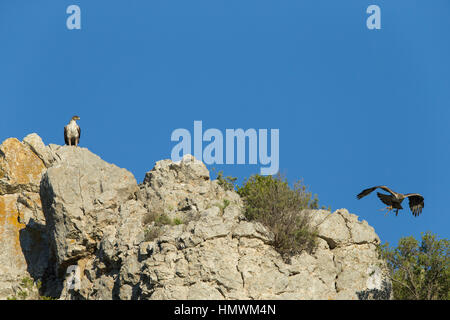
1,1,449,246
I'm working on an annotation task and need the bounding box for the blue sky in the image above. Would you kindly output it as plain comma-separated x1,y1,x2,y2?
0,0,449,246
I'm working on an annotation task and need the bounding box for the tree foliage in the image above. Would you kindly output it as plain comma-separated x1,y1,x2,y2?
379,232,449,300
213,169,237,191
237,174,320,260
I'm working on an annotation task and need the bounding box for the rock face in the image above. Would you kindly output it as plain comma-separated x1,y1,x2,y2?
41,146,139,268
0,135,50,299
0,134,392,300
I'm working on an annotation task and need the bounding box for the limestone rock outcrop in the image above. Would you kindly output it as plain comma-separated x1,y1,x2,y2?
0,134,392,300
0,135,49,299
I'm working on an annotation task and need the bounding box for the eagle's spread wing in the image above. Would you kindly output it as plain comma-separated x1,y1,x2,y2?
357,185,396,199
405,194,424,217
64,125,69,145
357,186,377,199
377,186,397,195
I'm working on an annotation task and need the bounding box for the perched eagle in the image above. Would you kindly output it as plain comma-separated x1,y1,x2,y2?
357,185,424,217
64,116,81,146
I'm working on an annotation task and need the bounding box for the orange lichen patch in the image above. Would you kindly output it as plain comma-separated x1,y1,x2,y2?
29,192,43,209
0,138,46,188
77,257,91,280
19,192,43,211
0,195,27,270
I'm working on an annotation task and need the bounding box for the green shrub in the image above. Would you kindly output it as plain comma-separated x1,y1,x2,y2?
7,277,47,300
379,232,449,300
143,210,174,226
143,208,184,242
142,210,159,226
214,169,237,191
20,277,34,289
154,213,172,226
173,218,183,225
144,226,162,242
214,199,231,215
142,200,186,227
237,174,319,260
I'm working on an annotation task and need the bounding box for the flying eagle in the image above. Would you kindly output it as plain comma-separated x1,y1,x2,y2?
357,185,424,217
64,116,81,146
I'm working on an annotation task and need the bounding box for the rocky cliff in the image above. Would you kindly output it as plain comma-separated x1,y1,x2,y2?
0,134,392,300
